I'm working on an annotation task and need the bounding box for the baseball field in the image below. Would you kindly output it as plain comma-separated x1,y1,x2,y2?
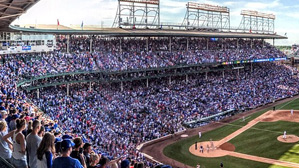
162,97,299,168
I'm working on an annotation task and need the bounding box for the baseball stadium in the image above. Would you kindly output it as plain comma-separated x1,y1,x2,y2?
0,0,298,168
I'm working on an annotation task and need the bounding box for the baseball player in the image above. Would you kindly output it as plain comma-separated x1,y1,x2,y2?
210,140,214,151
195,141,198,150
283,131,287,139
291,109,294,115
200,145,204,153
207,144,210,153
198,131,202,138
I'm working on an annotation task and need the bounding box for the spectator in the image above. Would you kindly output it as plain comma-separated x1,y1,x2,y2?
9,114,18,131
0,110,8,122
37,133,56,168
134,162,145,168
3,118,27,168
98,157,110,168
83,143,92,167
26,120,42,168
52,139,83,168
87,153,100,168
121,159,130,168
38,126,45,138
71,137,87,168
26,120,33,137
0,121,12,161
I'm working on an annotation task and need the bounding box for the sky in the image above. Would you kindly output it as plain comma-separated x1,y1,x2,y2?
12,0,299,45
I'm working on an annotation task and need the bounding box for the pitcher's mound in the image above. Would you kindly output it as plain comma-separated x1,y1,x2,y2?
189,141,235,158
277,135,299,143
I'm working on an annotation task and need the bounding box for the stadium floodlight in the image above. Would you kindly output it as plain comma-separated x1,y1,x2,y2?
113,0,160,29
182,2,230,31
187,2,229,13
119,0,159,5
238,10,275,34
241,10,275,20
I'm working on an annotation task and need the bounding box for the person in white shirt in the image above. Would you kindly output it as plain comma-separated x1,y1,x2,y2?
3,118,27,168
283,131,287,139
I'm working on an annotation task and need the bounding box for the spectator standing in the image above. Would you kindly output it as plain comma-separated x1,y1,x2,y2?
83,143,92,167
26,120,42,168
37,133,56,168
0,121,12,161
71,137,87,168
52,139,83,168
3,118,27,168
87,153,99,168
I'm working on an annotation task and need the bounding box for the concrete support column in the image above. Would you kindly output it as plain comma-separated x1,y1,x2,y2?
121,82,123,91
89,82,92,91
169,37,172,52
37,89,39,99
251,39,253,49
90,38,93,53
237,38,239,49
251,62,253,73
205,72,208,80
238,69,240,76
221,38,224,50
146,37,149,52
169,76,171,85
67,35,70,53
146,78,149,88
120,38,122,53
207,38,209,50
273,39,275,46
222,71,225,78
186,37,189,51
186,74,188,82
262,39,265,48
67,84,70,96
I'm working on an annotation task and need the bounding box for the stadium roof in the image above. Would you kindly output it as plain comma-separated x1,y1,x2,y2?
9,25,287,39
0,0,40,30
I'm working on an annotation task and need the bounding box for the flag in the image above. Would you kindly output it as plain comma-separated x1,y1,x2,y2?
57,19,60,26
81,21,84,29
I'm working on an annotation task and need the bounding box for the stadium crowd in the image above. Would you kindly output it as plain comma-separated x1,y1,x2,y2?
26,62,299,167
0,37,297,168
1,37,285,79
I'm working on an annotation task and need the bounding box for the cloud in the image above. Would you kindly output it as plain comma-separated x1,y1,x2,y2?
244,0,280,10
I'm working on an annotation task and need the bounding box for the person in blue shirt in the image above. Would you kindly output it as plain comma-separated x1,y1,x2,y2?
52,139,83,168
37,133,55,168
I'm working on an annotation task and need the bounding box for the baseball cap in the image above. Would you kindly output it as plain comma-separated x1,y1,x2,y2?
62,134,73,140
54,137,62,143
12,114,19,119
60,139,75,151
121,159,130,168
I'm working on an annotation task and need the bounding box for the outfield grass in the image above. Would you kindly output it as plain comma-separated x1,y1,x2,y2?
163,97,299,168
230,121,299,162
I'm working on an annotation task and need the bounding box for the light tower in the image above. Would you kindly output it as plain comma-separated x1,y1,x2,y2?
112,0,160,29
238,10,275,34
181,2,230,31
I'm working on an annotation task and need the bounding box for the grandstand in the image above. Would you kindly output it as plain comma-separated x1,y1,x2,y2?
0,1,297,168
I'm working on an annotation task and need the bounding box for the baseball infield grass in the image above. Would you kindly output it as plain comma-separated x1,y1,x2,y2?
163,98,299,168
